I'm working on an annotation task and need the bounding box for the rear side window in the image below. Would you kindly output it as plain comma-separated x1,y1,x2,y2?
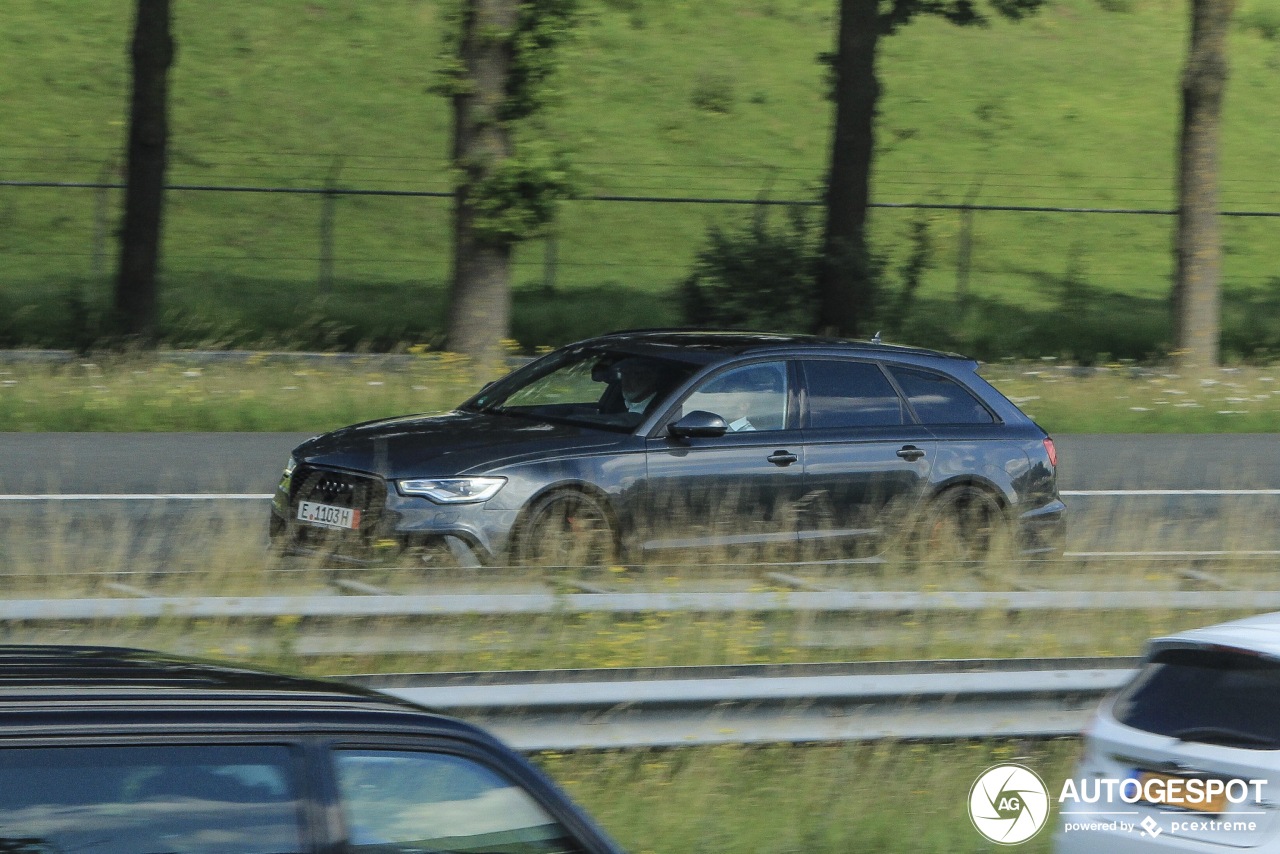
335,748,586,853
1113,648,1280,748
0,743,304,854
887,366,995,425
800,360,907,428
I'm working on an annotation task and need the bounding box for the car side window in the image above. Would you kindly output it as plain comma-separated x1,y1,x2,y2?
677,361,790,432
334,748,587,854
0,744,304,854
887,366,995,425
800,360,907,428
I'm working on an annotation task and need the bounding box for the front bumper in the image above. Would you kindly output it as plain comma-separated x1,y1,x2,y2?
269,463,515,565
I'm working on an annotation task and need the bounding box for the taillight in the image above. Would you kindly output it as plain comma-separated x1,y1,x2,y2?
1043,437,1058,468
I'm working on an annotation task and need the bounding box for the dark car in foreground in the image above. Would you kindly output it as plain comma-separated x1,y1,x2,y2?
269,330,1065,567
0,645,625,854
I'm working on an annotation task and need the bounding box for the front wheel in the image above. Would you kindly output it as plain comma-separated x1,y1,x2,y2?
909,485,1009,566
516,490,617,569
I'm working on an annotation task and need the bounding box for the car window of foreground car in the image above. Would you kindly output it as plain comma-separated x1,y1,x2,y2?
1112,647,1280,749
462,347,698,432
336,748,587,853
0,743,304,854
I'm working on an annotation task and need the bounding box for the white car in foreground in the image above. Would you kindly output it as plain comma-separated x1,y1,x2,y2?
1056,612,1280,852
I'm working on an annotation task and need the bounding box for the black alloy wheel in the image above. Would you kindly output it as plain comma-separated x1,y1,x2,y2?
913,485,1009,565
517,490,617,569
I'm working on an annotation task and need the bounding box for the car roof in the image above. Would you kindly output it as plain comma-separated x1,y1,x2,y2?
584,328,970,362
1147,612,1280,661
0,645,488,740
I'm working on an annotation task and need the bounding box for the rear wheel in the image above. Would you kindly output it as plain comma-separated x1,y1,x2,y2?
516,490,617,569
911,485,1009,566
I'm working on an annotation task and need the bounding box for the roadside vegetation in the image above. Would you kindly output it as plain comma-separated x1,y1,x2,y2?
3,499,1262,849
543,740,1079,853
4,354,1280,433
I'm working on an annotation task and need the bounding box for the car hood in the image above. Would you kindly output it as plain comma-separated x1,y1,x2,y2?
293,410,628,477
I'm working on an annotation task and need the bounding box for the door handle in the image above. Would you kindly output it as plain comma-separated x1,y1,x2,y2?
767,450,798,467
896,445,926,462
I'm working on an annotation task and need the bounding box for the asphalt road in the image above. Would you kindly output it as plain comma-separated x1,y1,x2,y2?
1,432,1278,494
2,433,1279,566
0,432,312,495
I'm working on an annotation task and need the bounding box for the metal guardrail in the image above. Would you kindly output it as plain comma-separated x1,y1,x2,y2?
5,590,1280,621
344,657,1138,750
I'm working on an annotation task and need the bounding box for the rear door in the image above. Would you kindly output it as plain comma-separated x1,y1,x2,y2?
796,358,936,558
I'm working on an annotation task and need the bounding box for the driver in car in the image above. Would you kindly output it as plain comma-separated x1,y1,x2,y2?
615,360,664,414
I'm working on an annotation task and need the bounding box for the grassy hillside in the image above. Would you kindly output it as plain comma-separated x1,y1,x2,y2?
2,0,1279,357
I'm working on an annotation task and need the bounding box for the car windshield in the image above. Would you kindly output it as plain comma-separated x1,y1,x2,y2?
1112,647,1280,748
462,347,698,432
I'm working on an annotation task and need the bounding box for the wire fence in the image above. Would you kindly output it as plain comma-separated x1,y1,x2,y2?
3,152,1279,353
6,175,1280,288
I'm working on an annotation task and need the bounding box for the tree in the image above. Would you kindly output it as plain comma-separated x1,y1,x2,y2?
114,0,174,339
1173,0,1235,370
817,0,1042,337
443,0,575,376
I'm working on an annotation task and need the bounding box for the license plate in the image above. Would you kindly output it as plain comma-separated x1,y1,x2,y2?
1136,771,1229,814
297,501,361,531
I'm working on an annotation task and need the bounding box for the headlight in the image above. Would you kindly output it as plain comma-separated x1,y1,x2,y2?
283,457,297,477
397,477,507,503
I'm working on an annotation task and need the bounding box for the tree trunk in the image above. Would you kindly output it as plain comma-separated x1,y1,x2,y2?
1173,0,1234,370
114,0,173,340
817,0,880,338
447,0,517,377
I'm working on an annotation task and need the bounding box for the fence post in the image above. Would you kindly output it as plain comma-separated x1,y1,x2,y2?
956,205,972,312
92,160,115,279
955,182,982,315
318,158,343,294
543,229,558,292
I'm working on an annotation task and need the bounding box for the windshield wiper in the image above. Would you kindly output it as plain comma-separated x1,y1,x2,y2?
1171,726,1280,748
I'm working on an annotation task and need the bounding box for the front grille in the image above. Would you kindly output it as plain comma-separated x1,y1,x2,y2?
289,466,386,541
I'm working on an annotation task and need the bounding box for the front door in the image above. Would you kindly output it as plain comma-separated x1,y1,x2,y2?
640,360,805,563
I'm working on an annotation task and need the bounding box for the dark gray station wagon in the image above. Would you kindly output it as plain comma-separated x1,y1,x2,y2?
0,645,625,854
270,330,1065,567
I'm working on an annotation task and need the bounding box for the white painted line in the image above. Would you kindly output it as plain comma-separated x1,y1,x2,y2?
0,493,273,501
4,489,1279,502
1064,489,1280,496
1066,550,1280,558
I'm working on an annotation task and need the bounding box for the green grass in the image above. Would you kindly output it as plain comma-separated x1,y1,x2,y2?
541,740,1080,854
3,0,1280,356
5,354,1280,432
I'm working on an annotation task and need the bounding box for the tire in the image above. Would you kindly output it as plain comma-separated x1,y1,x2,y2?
910,485,1009,566
516,490,617,569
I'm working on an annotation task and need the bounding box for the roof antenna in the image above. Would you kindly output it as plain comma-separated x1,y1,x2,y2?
871,330,882,345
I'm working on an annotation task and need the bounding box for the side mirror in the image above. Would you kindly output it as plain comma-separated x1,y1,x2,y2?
668,410,729,439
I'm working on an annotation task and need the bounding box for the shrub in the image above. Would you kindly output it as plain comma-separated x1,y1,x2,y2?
690,73,736,114
1239,1,1280,39
679,205,819,333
